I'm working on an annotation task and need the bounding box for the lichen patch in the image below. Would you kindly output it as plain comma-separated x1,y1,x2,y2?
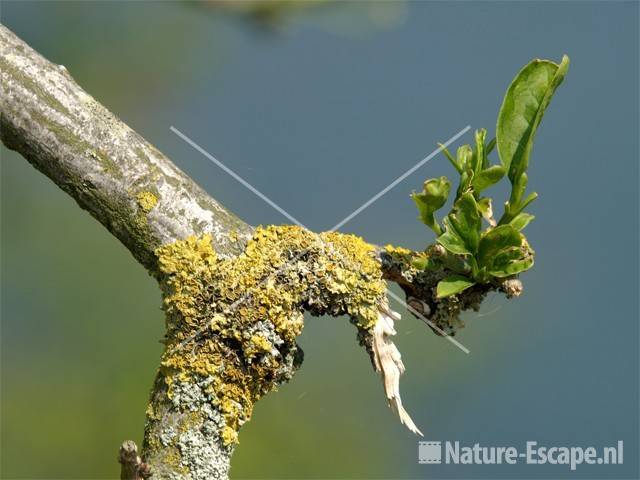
137,191,159,213
152,225,388,451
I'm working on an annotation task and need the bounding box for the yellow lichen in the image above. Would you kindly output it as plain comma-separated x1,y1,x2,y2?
220,426,238,446
145,402,158,421
154,225,386,446
384,244,412,256
137,191,158,213
384,244,418,267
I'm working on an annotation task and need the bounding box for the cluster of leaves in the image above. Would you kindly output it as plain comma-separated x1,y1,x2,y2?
411,55,569,298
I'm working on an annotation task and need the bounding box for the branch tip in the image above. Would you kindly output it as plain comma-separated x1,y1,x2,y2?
118,441,151,480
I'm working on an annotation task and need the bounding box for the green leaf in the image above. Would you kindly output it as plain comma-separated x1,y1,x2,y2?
520,191,538,210
511,171,528,204
509,212,535,231
474,129,487,173
437,219,471,255
436,275,476,298
440,251,474,276
437,193,483,256
501,172,533,224
485,137,496,155
477,197,496,226
411,176,451,234
472,165,506,193
456,169,474,199
439,144,462,173
496,55,569,182
477,225,522,268
477,225,535,277
473,128,487,174
450,193,481,252
489,247,534,277
457,145,473,171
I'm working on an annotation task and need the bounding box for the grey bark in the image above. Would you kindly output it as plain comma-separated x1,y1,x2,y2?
0,24,252,272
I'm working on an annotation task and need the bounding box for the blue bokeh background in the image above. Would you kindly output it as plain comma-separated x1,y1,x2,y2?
1,1,638,478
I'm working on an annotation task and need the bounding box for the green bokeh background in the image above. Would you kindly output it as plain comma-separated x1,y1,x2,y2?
1,1,638,478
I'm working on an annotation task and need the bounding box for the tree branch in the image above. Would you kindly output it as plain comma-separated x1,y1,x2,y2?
119,441,152,480
1,23,532,480
0,24,252,272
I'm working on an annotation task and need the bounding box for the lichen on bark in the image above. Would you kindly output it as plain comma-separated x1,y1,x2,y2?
143,225,400,477
143,225,517,477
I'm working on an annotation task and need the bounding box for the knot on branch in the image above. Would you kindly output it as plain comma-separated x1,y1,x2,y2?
379,245,524,335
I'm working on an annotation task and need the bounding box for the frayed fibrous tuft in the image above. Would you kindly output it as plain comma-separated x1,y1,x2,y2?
369,300,423,436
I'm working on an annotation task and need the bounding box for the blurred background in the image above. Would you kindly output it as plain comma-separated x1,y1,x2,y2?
1,1,638,478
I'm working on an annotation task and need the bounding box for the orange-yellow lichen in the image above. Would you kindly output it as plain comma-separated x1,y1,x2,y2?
137,190,158,213
220,426,238,446
154,225,386,446
384,244,413,256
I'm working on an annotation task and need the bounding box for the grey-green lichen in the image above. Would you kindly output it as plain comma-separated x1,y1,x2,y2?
144,225,387,475
22,106,124,180
0,55,71,117
142,373,229,480
90,148,122,178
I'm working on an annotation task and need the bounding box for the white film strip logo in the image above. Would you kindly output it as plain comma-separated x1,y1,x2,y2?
419,441,442,464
